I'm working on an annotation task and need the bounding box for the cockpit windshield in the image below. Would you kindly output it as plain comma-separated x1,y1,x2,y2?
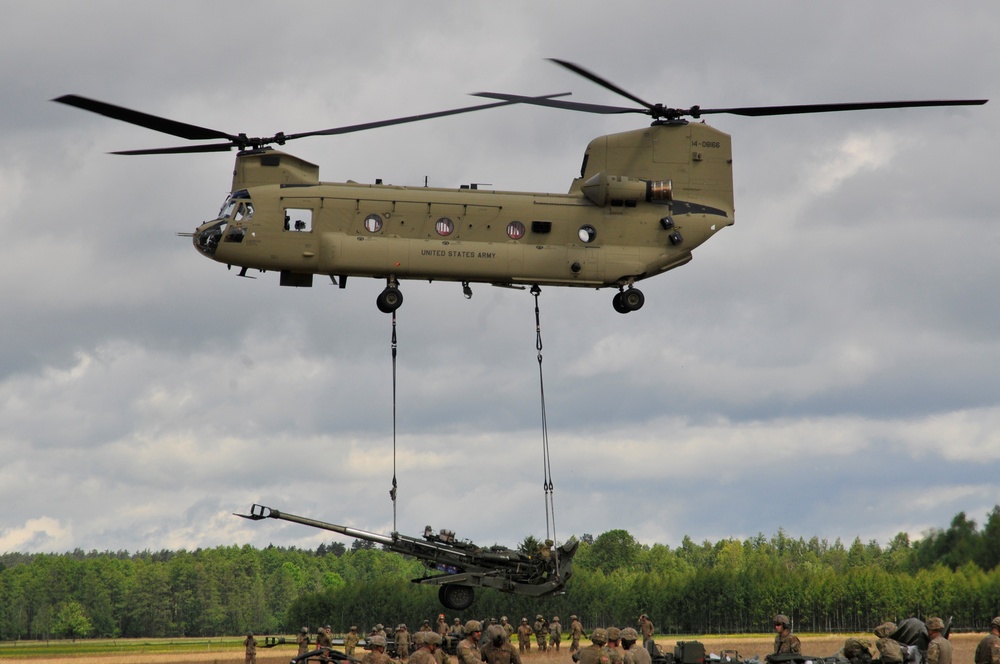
218,190,254,221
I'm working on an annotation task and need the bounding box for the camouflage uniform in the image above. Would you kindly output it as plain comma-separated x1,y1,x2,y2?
639,616,654,650
578,629,624,664
773,615,801,655
874,622,902,664
437,616,450,638
410,638,437,664
297,627,311,657
450,619,464,639
456,621,482,664
975,618,1000,664
501,617,515,642
607,628,625,663
482,625,523,664
345,627,360,657
317,627,334,650
570,615,584,654
841,637,874,664
363,635,392,664
925,618,952,664
397,625,411,659
534,615,549,652
517,619,533,653
621,628,652,664
244,632,257,664
549,617,562,652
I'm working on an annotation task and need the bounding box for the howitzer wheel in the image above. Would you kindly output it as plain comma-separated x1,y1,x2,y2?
438,584,475,611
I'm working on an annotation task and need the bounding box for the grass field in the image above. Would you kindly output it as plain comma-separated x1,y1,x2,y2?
0,633,984,664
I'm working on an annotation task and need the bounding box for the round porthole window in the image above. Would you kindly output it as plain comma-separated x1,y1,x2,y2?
436,217,454,236
364,213,383,233
578,225,597,243
507,221,526,240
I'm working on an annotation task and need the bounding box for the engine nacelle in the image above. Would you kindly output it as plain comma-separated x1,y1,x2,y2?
581,172,671,207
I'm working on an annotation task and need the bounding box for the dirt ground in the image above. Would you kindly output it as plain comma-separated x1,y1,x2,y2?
11,633,984,664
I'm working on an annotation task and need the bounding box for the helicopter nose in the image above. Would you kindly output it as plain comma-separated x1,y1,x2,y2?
192,218,226,257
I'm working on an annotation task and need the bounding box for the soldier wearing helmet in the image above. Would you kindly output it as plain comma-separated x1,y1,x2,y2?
500,616,514,642
449,618,463,638
297,627,311,657
570,615,584,654
549,616,563,652
621,628,651,664
345,626,360,657
412,631,444,664
925,617,952,664
874,622,902,664
517,619,533,654
638,615,654,650
482,624,522,664
317,626,333,650
533,615,549,652
773,615,801,654
364,634,391,664
396,623,411,660
975,617,1000,664
457,621,482,664
244,631,257,664
437,615,450,637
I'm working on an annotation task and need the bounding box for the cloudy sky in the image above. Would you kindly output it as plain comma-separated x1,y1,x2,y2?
1,2,997,556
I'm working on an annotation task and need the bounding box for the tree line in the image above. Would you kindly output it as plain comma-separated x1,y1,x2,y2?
1,507,999,640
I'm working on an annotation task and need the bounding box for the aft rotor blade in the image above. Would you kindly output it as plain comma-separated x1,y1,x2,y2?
474,92,641,116
53,94,240,142
548,58,657,112
285,93,573,140
695,99,989,118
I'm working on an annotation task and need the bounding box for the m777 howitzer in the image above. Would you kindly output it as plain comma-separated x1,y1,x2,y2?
236,503,578,610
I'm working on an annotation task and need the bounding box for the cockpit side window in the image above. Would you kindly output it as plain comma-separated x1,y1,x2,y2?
283,207,313,232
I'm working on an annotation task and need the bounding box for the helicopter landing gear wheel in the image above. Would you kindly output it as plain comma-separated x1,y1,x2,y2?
613,288,644,313
438,584,475,611
377,286,403,313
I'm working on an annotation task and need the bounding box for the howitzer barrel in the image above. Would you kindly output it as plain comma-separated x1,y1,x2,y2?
235,504,396,546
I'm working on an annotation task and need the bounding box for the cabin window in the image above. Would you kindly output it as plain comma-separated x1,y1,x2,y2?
578,225,597,243
507,221,525,240
435,217,454,236
284,207,312,232
364,213,383,233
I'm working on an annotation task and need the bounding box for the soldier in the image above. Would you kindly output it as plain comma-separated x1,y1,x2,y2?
621,628,651,664
364,634,393,664
397,624,412,660
570,615,584,654
534,615,549,652
482,624,523,664
421,620,434,633
517,618,533,654
437,614,450,638
375,624,388,640
501,616,515,642
457,620,482,664
345,626,361,657
576,628,622,664
873,622,903,664
244,631,258,664
838,637,874,664
638,615,654,650
926,617,952,664
975,617,1000,664
550,616,563,652
450,618,464,638
317,626,334,650
432,632,452,664
297,626,311,657
607,627,624,663
773,614,801,654
410,632,436,664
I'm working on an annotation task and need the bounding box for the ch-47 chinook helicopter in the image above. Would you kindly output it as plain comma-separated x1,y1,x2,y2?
55,60,986,314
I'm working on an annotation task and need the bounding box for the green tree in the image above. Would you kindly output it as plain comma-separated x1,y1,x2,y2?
53,600,92,640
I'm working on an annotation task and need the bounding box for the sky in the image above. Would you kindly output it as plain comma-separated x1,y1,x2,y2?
1,2,998,556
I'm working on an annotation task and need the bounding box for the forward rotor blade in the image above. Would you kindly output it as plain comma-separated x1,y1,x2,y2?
53,94,240,143
285,93,572,140
694,99,989,118
548,58,656,112
474,92,641,116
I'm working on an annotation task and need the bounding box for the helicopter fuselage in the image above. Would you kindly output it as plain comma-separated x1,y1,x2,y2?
193,121,735,310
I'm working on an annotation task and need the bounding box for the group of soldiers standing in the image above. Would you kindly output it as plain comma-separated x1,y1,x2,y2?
773,613,1000,664
568,614,655,664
